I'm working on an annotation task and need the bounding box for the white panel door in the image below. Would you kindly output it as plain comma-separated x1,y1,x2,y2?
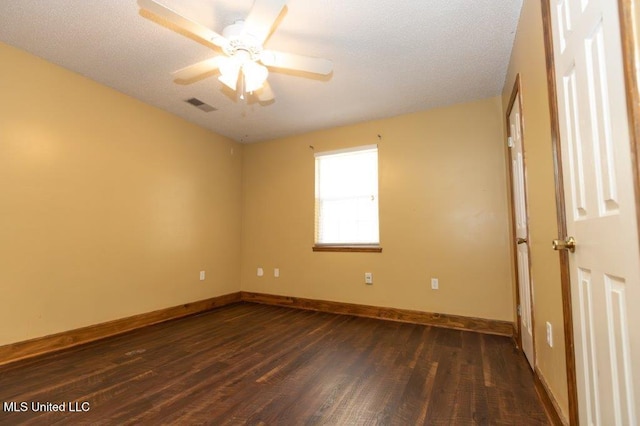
508,93,535,369
549,0,640,424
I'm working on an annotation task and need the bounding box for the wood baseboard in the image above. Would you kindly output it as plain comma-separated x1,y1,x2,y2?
1,291,514,367
0,292,242,367
534,366,567,426
240,292,513,336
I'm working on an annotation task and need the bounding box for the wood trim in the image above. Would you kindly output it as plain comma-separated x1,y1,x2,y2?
506,73,523,117
312,245,382,253
534,366,569,426
0,292,242,367
505,73,537,367
540,1,579,424
618,0,640,245
240,291,514,336
506,76,523,352
512,323,520,348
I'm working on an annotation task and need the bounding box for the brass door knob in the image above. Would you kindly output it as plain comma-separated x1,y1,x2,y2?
552,236,576,253
516,237,528,244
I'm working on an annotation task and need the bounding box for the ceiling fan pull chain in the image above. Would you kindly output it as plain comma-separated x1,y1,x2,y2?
238,70,246,102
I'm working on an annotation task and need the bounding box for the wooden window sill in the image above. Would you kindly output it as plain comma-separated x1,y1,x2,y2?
312,245,382,253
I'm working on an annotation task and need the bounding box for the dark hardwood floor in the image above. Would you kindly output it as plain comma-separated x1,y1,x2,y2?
0,303,549,425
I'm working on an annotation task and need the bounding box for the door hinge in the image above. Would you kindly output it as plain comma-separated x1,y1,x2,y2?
507,136,514,148
517,304,522,316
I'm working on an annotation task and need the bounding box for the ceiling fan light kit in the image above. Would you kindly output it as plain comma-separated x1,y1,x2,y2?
217,21,269,95
138,0,333,103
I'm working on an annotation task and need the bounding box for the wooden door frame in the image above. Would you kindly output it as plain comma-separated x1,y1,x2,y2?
505,74,536,367
540,0,640,424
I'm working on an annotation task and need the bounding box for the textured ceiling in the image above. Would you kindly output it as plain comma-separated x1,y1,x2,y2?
0,0,523,143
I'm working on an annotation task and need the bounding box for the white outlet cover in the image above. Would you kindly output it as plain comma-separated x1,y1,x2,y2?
199,271,205,281
431,278,439,290
257,267,264,277
274,268,280,278
364,272,373,284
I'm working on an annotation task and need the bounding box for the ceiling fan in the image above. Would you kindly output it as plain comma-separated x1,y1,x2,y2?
138,0,333,102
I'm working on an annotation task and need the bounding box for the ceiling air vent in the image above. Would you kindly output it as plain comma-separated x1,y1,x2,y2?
185,97,217,112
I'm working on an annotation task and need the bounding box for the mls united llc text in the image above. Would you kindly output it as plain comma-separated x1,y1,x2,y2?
3,401,90,412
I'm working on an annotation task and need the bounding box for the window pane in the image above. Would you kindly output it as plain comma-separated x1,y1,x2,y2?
315,147,379,245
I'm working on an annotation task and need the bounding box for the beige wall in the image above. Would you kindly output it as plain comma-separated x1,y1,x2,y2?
241,97,514,321
502,0,569,419
0,42,243,346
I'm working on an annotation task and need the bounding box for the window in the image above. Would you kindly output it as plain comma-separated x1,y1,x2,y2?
314,145,381,252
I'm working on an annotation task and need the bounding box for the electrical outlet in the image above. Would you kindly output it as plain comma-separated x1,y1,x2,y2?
364,272,373,285
546,321,553,347
274,268,280,278
431,278,439,290
257,267,264,277
199,271,205,281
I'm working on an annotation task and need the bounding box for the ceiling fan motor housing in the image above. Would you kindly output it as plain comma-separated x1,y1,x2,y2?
222,20,262,61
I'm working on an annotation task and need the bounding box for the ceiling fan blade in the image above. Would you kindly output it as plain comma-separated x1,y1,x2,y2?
260,50,333,75
242,0,287,44
256,81,275,102
172,57,223,81
137,0,227,47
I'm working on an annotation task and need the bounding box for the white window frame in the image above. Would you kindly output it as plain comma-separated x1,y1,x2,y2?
313,145,381,252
